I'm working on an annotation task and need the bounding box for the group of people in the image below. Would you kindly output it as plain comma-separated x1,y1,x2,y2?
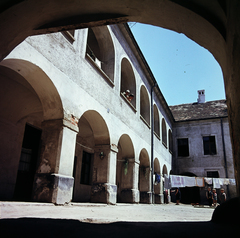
206,187,226,207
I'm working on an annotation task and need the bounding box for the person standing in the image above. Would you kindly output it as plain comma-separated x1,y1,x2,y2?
206,187,213,207
212,188,217,207
175,188,181,205
219,188,226,204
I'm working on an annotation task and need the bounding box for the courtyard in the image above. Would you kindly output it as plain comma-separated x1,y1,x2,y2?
0,201,238,237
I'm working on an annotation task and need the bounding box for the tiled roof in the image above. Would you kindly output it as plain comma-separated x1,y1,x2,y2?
169,100,228,122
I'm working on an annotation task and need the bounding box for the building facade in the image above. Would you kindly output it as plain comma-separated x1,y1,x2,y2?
170,90,236,204
0,24,173,205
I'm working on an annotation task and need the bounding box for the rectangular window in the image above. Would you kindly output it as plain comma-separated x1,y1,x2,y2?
207,171,219,178
177,138,189,157
80,151,92,185
203,136,217,155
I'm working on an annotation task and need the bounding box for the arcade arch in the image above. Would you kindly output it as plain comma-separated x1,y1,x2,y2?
73,110,111,203
116,134,136,203
139,148,151,203
154,158,161,203
0,59,64,201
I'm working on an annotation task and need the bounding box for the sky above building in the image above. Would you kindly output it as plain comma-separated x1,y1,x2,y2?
129,23,226,106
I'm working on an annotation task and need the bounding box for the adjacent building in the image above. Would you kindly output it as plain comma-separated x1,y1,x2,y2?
170,90,236,203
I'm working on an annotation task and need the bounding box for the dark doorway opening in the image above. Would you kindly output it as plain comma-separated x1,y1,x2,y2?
14,124,42,201
180,172,200,204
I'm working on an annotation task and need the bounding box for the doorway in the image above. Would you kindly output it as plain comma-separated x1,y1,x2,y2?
14,124,42,201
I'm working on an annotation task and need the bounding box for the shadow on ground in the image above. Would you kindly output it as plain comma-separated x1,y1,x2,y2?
0,218,238,238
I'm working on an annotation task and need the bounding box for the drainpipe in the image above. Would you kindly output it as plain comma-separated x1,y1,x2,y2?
220,118,230,197
151,83,157,204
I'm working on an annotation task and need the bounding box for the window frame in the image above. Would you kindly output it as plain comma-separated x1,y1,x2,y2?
203,135,217,155
177,138,189,157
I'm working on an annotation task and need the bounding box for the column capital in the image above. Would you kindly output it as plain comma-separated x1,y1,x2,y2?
42,118,79,133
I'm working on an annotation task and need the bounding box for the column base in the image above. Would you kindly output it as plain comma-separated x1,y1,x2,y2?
154,194,162,204
91,183,117,204
119,189,139,203
33,173,74,205
140,191,152,204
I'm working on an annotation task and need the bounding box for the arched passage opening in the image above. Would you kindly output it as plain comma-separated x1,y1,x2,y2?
154,158,161,203
116,134,136,203
0,59,63,201
120,58,136,108
139,148,151,203
73,110,112,203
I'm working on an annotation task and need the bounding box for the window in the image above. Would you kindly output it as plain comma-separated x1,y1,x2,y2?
177,138,189,157
168,130,173,153
203,136,217,155
207,171,219,178
162,118,167,147
80,151,92,185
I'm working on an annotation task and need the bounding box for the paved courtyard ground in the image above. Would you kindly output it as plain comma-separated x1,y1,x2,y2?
0,202,238,237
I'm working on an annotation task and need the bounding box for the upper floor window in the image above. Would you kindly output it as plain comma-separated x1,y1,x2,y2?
86,27,115,82
140,85,150,126
120,58,136,108
207,171,219,178
177,138,189,157
203,136,217,155
162,118,167,147
168,129,173,153
62,30,75,44
154,105,160,138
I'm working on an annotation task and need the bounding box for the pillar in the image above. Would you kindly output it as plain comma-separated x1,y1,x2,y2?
119,159,140,203
91,144,118,204
32,119,78,204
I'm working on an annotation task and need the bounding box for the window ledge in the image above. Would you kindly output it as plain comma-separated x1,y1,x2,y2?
154,131,161,140
86,53,114,87
162,141,168,149
62,31,75,44
120,93,137,112
140,115,150,129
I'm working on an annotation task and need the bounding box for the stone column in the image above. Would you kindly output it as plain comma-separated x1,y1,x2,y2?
32,119,78,204
139,166,152,204
91,144,118,204
119,159,140,203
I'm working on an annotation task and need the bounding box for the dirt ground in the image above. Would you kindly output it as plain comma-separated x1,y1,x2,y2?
0,202,238,238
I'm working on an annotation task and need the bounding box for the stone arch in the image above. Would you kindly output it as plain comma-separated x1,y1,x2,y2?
162,118,167,147
153,104,160,138
0,59,63,121
154,158,161,203
139,148,151,203
162,164,168,176
73,110,110,202
86,26,115,82
0,59,63,201
116,134,135,203
140,85,150,126
120,57,136,108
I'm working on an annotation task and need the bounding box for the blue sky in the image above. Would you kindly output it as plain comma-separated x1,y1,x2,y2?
129,23,226,106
